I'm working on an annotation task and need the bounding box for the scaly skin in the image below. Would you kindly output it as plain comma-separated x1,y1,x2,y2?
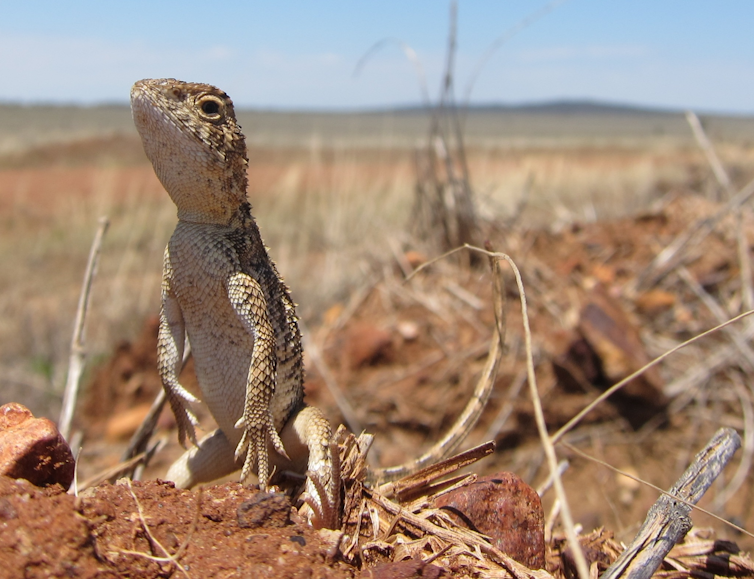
130,78,335,527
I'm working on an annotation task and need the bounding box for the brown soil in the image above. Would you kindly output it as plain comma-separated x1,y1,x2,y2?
0,477,354,578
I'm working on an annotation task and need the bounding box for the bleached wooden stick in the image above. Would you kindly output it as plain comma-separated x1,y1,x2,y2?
601,427,741,579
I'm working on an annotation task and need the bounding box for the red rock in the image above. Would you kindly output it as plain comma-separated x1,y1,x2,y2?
0,403,75,489
577,285,668,428
578,285,665,395
433,472,545,569
343,323,393,369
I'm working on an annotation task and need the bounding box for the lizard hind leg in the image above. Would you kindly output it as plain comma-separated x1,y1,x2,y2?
273,404,338,529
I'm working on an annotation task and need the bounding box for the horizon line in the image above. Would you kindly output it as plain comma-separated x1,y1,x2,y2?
1,97,752,118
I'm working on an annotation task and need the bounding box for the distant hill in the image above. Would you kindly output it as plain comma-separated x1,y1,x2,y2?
1,98,753,154
468,100,676,116
377,99,678,116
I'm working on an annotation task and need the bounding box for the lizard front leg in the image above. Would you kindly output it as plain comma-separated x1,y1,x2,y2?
227,272,289,490
158,267,200,449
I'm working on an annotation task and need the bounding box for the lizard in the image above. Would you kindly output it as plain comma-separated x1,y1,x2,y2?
131,78,335,525
130,77,501,526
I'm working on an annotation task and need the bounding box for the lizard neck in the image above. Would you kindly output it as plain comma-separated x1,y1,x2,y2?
166,165,249,225
172,191,246,225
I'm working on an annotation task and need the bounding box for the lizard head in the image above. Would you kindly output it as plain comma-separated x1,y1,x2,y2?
131,78,249,224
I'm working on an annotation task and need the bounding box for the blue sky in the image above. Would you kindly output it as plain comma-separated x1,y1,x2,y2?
1,1,753,113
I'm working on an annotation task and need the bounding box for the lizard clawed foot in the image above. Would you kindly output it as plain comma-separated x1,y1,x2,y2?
299,436,340,529
175,408,200,449
234,413,289,491
167,387,201,448
302,468,339,529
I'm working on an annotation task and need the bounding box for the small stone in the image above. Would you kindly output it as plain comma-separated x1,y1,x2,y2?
404,251,428,269
361,555,443,579
0,497,18,520
433,472,545,569
616,465,641,506
0,403,75,489
237,492,291,528
396,321,420,342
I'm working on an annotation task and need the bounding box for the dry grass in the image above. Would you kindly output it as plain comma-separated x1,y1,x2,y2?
1,109,754,429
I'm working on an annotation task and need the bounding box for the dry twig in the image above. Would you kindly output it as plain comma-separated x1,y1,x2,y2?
685,110,754,312
114,480,202,579
120,344,192,480
602,428,742,579
59,216,109,440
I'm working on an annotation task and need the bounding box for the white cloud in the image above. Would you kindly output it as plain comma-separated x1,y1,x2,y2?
205,45,235,61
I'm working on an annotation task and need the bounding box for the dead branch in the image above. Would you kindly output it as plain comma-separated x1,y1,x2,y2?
685,111,733,194
378,440,495,502
59,216,109,441
601,427,741,579
120,344,192,479
497,251,590,579
411,2,480,259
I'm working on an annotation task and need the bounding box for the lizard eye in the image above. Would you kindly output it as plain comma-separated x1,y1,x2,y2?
197,95,224,120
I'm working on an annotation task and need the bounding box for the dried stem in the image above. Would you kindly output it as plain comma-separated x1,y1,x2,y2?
59,216,109,441
373,241,505,482
685,110,754,311
121,343,192,479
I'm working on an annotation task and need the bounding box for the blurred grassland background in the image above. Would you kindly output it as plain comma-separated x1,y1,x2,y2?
2,102,754,418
